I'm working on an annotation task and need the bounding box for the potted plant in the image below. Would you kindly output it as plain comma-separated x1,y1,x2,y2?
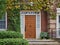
40,32,50,39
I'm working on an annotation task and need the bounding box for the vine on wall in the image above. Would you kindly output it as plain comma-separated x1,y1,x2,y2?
7,0,20,32
0,0,59,32
0,0,20,32
20,0,56,19
0,0,7,18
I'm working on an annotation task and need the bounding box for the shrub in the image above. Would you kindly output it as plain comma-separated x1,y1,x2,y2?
0,38,28,45
0,31,23,39
40,32,50,39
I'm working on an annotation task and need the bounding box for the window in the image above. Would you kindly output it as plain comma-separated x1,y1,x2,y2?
56,8,60,38
56,14,60,38
58,16,60,35
0,13,7,29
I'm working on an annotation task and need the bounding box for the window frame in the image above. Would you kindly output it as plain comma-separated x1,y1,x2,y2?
56,8,60,38
0,12,7,30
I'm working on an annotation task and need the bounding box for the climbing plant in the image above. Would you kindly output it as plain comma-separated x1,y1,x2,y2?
0,0,20,32
7,0,20,32
0,0,7,18
0,0,58,32
20,0,53,10
57,1,60,8
20,0,56,19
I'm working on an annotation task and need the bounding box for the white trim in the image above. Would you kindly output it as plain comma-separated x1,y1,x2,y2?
20,15,25,38
0,12,7,30
20,11,41,39
5,12,7,30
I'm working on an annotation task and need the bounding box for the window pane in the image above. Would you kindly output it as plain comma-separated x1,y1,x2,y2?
0,15,6,29
37,15,40,28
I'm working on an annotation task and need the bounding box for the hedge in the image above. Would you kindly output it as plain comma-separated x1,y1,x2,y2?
0,38,28,45
0,31,23,39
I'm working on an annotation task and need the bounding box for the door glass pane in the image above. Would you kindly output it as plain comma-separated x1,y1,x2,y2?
37,15,40,28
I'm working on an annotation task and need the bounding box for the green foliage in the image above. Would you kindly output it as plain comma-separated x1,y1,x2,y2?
7,0,20,32
0,0,56,31
50,13,56,19
0,31,29,45
20,0,56,19
0,31,23,39
0,0,7,17
48,9,56,19
0,0,20,32
7,10,20,32
20,0,52,11
40,32,50,39
57,2,60,8
0,38,28,45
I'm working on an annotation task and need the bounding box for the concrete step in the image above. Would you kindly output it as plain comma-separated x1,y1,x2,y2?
27,39,60,45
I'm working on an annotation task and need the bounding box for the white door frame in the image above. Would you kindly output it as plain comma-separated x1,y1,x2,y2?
56,8,60,38
20,11,41,39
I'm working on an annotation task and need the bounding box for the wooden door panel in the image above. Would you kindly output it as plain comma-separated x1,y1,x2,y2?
25,15,36,38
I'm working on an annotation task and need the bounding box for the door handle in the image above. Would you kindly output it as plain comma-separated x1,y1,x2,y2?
25,25,26,32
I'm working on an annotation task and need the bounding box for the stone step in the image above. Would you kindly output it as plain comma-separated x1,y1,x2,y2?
27,39,60,45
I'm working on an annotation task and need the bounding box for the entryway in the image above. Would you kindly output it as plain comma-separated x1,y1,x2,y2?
20,11,41,39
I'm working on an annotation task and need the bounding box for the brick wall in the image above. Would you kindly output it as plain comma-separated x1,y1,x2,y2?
48,16,56,38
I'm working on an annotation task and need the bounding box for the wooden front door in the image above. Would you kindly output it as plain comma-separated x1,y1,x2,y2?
25,15,36,38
